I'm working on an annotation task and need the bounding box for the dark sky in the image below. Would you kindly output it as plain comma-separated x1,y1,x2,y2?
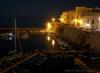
0,0,99,17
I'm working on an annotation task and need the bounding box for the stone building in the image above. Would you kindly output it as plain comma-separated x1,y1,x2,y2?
60,7,100,31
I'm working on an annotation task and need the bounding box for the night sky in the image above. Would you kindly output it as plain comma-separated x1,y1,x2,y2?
0,0,99,17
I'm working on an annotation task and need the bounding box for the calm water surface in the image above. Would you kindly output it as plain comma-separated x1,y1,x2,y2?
0,33,55,56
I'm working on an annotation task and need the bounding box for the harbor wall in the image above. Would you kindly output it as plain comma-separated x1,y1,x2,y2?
56,24,100,54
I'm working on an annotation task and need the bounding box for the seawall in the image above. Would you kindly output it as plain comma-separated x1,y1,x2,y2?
56,24,100,54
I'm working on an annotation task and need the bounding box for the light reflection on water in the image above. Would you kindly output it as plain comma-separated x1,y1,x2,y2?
52,39,55,46
0,33,56,56
47,36,50,41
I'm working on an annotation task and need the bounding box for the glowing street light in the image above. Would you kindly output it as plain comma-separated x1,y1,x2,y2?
52,18,55,22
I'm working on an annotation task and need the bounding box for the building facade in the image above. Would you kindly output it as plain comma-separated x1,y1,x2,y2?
60,7,100,31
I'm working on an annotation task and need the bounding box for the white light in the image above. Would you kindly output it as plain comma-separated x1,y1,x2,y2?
9,37,12,40
8,33,13,36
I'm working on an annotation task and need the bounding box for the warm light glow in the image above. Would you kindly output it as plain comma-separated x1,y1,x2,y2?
72,19,78,25
47,22,51,29
47,36,51,41
52,18,55,22
52,39,55,46
78,19,83,24
98,17,100,22
59,18,63,22
46,22,52,32
74,19,78,22
71,19,83,27
73,19,83,24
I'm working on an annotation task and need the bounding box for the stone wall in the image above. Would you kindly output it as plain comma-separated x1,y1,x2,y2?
56,24,100,53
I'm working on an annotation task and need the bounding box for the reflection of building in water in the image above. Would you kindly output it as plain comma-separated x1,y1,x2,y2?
52,39,55,46
47,36,51,41
60,7,100,31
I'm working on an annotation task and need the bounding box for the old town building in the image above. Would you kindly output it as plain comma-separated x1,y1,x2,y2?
60,7,100,31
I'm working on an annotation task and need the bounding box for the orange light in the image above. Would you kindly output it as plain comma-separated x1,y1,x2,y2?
46,22,52,32
72,19,83,27
59,18,63,22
